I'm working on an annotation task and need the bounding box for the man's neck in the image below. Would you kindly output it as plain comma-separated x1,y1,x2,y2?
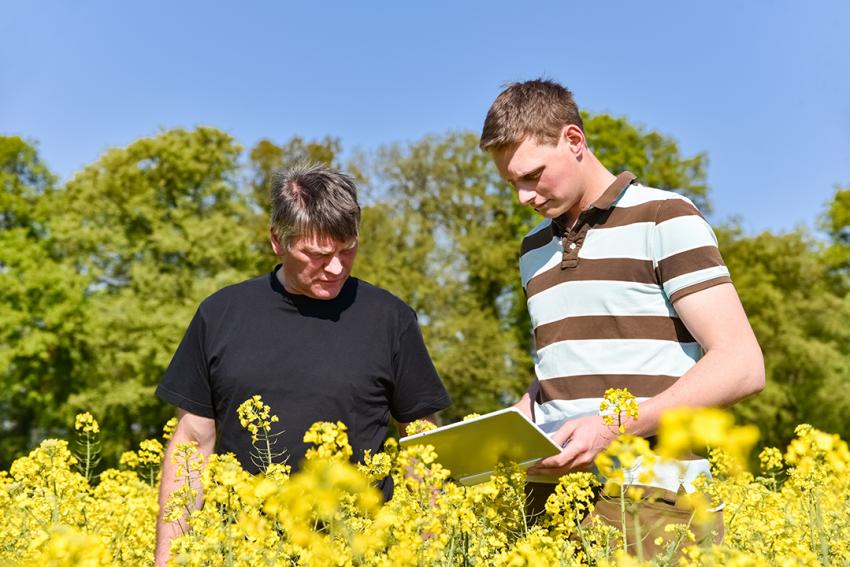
276,266,299,296
564,158,618,226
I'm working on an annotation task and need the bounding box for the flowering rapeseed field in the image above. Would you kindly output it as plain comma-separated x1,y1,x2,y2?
2,392,849,566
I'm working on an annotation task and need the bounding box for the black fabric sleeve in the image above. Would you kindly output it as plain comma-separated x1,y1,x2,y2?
389,309,451,423
155,308,216,418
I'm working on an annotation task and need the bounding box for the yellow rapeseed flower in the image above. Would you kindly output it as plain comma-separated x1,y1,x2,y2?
73,412,100,434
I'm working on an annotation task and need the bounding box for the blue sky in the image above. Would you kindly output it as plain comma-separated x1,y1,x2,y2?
2,1,848,234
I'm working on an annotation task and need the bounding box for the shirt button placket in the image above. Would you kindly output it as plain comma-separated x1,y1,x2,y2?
561,235,580,269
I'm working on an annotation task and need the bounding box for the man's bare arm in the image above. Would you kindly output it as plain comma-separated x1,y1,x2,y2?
154,409,216,567
512,379,539,420
626,282,765,436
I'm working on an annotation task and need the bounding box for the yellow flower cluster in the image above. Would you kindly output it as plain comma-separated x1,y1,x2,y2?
2,439,157,566
656,407,760,469
72,412,102,482
163,416,178,440
599,388,640,433
74,412,100,434
595,434,656,496
119,436,166,485
237,395,280,443
303,421,354,461
2,397,849,566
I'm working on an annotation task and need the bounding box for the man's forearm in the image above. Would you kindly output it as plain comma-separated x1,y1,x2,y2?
154,439,207,566
627,345,764,439
154,411,216,567
625,284,765,439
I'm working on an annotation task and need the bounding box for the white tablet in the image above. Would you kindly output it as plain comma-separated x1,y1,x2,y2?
399,407,562,486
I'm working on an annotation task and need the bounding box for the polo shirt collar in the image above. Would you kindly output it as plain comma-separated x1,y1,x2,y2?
551,171,636,235
590,171,637,210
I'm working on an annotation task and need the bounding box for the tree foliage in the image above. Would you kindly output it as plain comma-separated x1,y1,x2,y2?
2,130,260,464
820,184,850,282
583,113,710,211
0,137,90,464
718,226,850,446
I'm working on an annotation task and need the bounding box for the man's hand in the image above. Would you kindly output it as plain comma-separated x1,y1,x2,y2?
527,415,616,476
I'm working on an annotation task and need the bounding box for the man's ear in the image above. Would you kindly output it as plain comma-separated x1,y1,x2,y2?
270,227,284,257
561,124,586,155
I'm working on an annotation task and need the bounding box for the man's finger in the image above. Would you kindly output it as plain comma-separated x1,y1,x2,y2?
530,442,581,472
550,420,577,448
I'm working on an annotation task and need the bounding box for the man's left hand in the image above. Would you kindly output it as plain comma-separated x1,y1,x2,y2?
527,415,616,476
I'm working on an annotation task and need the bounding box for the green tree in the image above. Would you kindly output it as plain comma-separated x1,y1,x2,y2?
820,184,850,287
0,136,91,466
46,127,259,461
583,113,710,211
718,225,850,447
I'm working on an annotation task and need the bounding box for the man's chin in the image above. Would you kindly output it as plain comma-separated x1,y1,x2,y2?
310,281,346,299
536,203,569,219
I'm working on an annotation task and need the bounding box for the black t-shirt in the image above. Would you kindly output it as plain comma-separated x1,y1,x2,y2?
156,268,451,498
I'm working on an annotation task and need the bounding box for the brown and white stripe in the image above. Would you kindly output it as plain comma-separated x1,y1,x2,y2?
520,172,732,435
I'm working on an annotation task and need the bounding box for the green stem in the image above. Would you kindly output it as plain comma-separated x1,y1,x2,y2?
633,503,643,562
620,484,628,553
84,434,92,482
812,491,830,566
51,475,60,525
264,432,272,471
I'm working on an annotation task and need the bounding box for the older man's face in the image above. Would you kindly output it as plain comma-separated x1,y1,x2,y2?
272,233,358,299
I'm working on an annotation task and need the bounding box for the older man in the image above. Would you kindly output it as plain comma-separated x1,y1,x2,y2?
154,164,450,565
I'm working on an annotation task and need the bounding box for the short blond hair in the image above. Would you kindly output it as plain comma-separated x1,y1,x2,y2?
479,79,584,152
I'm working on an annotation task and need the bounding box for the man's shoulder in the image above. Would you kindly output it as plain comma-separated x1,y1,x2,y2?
615,183,701,214
198,272,271,314
520,219,555,256
352,278,415,314
522,218,552,240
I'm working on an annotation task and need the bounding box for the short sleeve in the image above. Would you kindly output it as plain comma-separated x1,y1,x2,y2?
155,308,216,418
389,309,451,423
651,197,732,303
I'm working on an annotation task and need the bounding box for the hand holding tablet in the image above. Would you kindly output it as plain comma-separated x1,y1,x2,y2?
399,408,563,485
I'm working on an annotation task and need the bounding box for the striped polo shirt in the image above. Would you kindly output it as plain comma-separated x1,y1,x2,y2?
520,171,732,436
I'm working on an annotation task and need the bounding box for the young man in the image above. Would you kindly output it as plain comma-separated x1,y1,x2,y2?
479,79,764,552
153,164,451,565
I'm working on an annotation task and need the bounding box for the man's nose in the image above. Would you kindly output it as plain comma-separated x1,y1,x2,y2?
517,186,537,206
325,255,344,275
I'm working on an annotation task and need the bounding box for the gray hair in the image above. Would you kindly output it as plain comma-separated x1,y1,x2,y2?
269,163,361,247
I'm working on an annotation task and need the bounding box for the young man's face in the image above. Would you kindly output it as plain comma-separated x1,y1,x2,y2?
271,233,359,300
492,127,584,219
